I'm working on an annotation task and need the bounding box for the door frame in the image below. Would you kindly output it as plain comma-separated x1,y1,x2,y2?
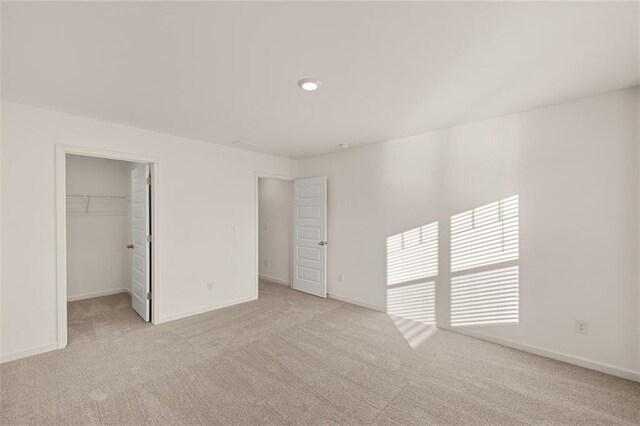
254,172,295,298
55,144,160,349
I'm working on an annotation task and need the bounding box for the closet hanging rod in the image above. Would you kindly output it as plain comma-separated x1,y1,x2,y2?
66,194,129,199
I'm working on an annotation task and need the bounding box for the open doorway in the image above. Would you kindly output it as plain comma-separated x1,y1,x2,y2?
257,176,293,295
61,152,155,347
255,174,328,299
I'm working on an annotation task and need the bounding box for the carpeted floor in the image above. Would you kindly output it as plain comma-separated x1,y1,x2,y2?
1,281,638,425
67,292,149,346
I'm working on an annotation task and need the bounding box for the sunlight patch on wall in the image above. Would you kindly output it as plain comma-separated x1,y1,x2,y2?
450,195,519,327
451,195,518,272
386,222,438,285
387,281,436,325
451,266,519,326
386,222,438,347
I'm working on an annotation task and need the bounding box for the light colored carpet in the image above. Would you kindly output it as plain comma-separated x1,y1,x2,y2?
1,281,638,425
67,292,149,346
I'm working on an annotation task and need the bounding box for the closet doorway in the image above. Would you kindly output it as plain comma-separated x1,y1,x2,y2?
65,155,151,345
55,146,159,350
257,176,294,295
254,173,328,299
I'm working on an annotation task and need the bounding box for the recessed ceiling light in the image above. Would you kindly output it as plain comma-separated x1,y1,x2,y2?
298,78,321,91
339,143,349,149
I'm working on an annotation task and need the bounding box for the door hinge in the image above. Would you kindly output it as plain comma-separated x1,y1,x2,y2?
146,291,152,300
146,175,152,185
147,234,152,242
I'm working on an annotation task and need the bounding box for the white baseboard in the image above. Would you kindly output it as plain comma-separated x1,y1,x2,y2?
2,294,254,362
259,274,290,286
328,292,384,312
0,342,59,364
439,325,640,382
67,288,129,302
158,295,258,324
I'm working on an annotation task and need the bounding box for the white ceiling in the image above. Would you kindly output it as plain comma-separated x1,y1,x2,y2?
2,1,638,158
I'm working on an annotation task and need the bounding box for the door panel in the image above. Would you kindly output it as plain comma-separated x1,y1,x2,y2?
292,177,327,298
131,164,150,321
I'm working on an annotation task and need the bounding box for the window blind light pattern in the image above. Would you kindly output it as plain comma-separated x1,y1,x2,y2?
387,281,436,325
389,315,438,349
450,195,518,272
386,222,438,286
451,266,519,326
450,195,520,327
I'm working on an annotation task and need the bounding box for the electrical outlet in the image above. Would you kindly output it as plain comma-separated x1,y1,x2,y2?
207,282,214,292
264,259,268,268
264,222,269,230
337,273,343,283
575,320,589,335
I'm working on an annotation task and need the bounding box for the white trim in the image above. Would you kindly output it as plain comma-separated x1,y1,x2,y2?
67,288,129,302
56,144,161,352
439,325,640,382
328,292,385,312
254,172,296,298
259,274,290,286
1,342,59,364
158,295,257,324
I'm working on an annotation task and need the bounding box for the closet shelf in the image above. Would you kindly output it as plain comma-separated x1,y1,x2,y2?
66,194,129,215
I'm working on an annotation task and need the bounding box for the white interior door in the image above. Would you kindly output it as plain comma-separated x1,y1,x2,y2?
131,164,151,321
292,177,327,298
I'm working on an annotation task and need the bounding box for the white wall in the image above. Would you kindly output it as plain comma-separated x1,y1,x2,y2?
1,102,297,361
66,155,134,301
2,89,639,380
258,178,292,285
299,88,640,379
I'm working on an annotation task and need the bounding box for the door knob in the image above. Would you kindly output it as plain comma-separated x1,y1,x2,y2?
127,243,134,249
